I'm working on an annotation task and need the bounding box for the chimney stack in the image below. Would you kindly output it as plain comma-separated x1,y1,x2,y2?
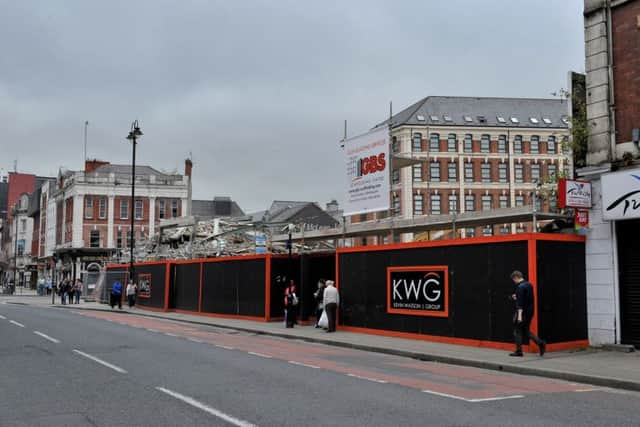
85,159,110,174
185,159,193,178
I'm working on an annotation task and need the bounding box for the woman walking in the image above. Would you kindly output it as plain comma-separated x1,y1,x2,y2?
314,279,326,328
126,281,137,308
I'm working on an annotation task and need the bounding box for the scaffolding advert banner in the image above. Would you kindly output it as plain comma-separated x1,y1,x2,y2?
343,127,390,216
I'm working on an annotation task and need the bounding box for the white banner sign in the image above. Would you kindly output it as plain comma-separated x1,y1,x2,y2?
602,168,640,220
343,127,390,216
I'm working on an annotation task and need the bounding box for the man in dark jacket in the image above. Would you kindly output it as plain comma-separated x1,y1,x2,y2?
110,281,123,310
510,270,546,357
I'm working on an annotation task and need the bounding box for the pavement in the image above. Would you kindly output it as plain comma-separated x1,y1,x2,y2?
3,291,640,393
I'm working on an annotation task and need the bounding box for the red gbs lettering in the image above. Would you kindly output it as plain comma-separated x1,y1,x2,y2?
359,153,386,176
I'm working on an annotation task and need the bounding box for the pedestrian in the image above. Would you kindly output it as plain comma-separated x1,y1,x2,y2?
74,279,83,304
67,280,75,305
509,270,546,357
323,280,339,333
59,280,67,305
283,280,298,328
110,280,123,310
314,279,326,328
126,281,137,308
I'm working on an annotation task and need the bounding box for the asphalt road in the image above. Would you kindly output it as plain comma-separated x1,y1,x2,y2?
1,302,639,427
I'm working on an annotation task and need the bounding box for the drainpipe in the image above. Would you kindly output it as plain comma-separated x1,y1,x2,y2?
605,0,617,161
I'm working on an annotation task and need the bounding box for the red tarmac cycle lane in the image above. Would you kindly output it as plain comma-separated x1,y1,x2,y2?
75,310,598,402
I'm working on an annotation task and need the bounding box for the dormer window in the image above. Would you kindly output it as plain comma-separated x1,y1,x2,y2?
529,117,539,124
510,117,520,124
430,115,440,122
463,116,473,123
416,115,425,121
497,116,506,123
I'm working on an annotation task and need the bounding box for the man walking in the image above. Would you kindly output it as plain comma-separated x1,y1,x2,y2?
323,280,339,333
110,280,123,310
510,270,546,357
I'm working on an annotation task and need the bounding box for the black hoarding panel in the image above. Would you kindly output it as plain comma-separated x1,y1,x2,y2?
201,258,265,317
134,264,166,309
174,263,200,311
269,257,300,319
536,241,587,344
301,254,336,321
339,241,527,343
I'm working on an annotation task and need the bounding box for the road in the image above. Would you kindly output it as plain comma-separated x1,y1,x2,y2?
1,302,639,427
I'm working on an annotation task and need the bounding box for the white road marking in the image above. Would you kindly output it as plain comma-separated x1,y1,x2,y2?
156,387,256,427
0,314,6,319
72,350,127,374
215,345,234,350
248,351,272,359
422,389,523,403
146,329,159,333
164,333,178,337
347,373,387,384
288,361,320,369
9,320,25,328
188,338,204,343
574,388,602,393
33,331,60,344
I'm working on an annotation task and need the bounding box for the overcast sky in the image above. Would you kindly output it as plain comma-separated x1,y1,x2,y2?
0,0,585,213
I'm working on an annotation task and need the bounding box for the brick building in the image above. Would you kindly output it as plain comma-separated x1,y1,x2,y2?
352,96,571,245
580,0,640,348
46,159,192,282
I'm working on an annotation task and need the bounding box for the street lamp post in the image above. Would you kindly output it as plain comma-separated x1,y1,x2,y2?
126,120,143,286
13,207,19,294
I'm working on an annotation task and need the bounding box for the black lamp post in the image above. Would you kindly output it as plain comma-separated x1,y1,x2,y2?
13,206,19,294
126,120,143,285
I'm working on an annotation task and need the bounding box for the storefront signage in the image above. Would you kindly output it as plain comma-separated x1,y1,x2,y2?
602,169,640,220
558,179,592,209
574,209,589,234
343,127,390,216
387,266,449,317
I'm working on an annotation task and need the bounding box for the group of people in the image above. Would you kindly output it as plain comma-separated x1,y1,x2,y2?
109,280,138,310
283,278,339,333
55,278,83,305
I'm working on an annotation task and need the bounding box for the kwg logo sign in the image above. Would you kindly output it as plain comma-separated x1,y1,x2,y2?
606,174,640,217
387,266,449,318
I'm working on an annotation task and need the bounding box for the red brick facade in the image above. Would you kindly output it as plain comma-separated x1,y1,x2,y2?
612,1,640,145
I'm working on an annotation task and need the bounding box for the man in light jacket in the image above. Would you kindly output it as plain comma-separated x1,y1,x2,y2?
323,280,339,333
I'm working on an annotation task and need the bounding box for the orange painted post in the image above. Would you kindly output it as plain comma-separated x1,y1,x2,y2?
265,254,272,321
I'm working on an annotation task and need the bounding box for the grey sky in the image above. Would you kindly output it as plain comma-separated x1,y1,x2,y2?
0,0,585,213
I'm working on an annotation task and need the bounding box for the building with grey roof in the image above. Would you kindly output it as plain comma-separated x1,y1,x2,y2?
354,95,572,245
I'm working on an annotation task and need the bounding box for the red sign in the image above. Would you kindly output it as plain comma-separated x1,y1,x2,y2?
574,210,589,232
558,178,593,209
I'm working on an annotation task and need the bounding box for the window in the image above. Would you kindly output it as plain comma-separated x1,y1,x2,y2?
481,163,491,183
464,162,473,183
90,230,100,248
359,213,368,222
510,117,520,124
448,162,457,182
116,231,123,248
449,194,458,213
516,225,526,233
17,239,25,256
465,194,475,212
120,200,129,219
497,116,506,124
464,115,473,123
430,162,440,182
430,194,441,215
412,164,422,182
498,163,508,183
464,134,473,152
535,197,543,212
482,225,494,236
135,200,143,220
429,133,440,151
477,115,487,124
499,195,509,208
412,133,422,152
413,194,423,215
444,115,453,122
159,200,166,219
543,118,552,125
99,198,106,219
447,134,457,152
171,200,179,218
515,164,524,183
561,116,569,125
392,137,399,153
430,115,439,122
392,169,400,184
531,164,541,182
515,195,525,207
392,194,400,216
21,219,27,232
416,114,425,122
465,228,475,238
549,194,558,212
530,136,539,154
499,225,510,235
481,195,492,211
529,117,539,124
514,135,523,154
547,136,556,154
85,198,93,219
480,134,490,153
127,230,133,247
548,164,557,178
498,135,507,153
